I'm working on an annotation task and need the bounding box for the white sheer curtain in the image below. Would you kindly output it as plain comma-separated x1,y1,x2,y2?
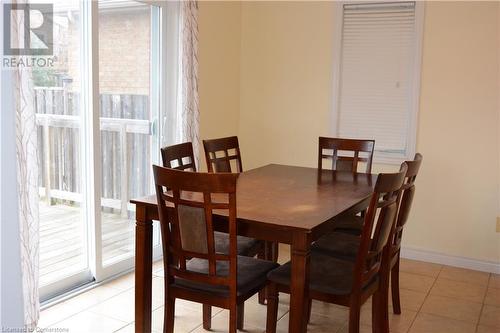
15,61,40,330
11,3,40,329
160,0,200,166
179,0,200,165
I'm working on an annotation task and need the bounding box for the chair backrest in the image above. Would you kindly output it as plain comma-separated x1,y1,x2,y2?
153,166,239,297
203,136,243,173
392,153,423,254
353,163,407,290
318,137,375,173
161,142,197,172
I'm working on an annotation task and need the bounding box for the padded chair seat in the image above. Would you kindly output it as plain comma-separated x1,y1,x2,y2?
214,231,262,256
175,256,279,296
333,214,364,235
312,232,360,260
267,251,376,296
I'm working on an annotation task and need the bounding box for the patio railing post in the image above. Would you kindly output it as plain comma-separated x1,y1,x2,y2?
120,123,129,218
43,117,52,205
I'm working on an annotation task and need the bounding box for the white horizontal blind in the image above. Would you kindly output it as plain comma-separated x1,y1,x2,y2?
337,2,417,158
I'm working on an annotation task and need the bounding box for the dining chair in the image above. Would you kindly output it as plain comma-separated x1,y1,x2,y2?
161,142,267,328
389,153,422,314
318,136,375,173
161,142,197,172
312,154,423,315
317,137,376,233
153,166,279,333
266,163,407,333
203,136,243,173
203,136,279,304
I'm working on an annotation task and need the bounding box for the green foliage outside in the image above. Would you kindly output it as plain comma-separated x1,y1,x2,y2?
32,68,58,87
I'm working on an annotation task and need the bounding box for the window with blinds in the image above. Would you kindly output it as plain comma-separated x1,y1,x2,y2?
334,1,423,162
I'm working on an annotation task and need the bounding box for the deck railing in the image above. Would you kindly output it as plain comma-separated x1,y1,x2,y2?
35,86,153,216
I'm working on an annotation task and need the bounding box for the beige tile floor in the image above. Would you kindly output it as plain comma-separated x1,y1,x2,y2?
38,245,500,333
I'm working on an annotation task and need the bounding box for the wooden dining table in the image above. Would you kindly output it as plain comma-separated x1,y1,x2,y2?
131,164,375,333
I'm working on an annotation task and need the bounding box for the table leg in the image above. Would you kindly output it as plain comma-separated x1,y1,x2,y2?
289,232,311,333
135,206,153,333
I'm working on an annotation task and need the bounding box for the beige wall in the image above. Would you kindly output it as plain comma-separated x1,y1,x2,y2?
239,1,335,169
409,1,498,262
198,1,242,170
198,1,500,263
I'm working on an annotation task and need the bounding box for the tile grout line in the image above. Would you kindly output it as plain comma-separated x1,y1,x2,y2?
413,294,485,325
420,275,490,303
475,273,491,333
113,321,133,333
407,265,490,331
188,322,203,333
43,273,159,330
399,269,441,280
53,308,129,331
405,263,444,332
40,287,132,329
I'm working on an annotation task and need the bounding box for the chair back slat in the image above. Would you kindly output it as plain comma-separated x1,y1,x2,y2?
167,246,230,261
392,153,423,252
167,266,231,286
353,163,407,289
203,136,243,173
396,187,415,229
161,142,197,172
371,200,398,253
153,166,239,293
203,192,217,275
318,137,375,173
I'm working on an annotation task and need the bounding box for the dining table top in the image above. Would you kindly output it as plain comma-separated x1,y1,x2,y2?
131,163,376,233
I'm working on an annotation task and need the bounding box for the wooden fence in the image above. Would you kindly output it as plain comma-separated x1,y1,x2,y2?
35,87,152,216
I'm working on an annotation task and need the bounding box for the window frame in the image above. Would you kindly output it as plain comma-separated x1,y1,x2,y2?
330,1,425,165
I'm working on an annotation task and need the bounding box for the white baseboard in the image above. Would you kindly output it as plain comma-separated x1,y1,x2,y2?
401,246,500,274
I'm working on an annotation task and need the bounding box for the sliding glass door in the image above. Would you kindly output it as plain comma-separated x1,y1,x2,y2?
39,0,163,301
97,0,160,274
38,0,92,300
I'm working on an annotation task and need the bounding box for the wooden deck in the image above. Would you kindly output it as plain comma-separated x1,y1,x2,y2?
39,202,135,286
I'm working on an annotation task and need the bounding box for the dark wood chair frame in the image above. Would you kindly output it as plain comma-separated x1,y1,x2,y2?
160,141,268,328
202,136,279,302
318,137,375,221
161,142,197,172
390,153,423,314
318,137,375,173
203,136,243,173
266,164,407,333
312,153,424,317
153,166,272,333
